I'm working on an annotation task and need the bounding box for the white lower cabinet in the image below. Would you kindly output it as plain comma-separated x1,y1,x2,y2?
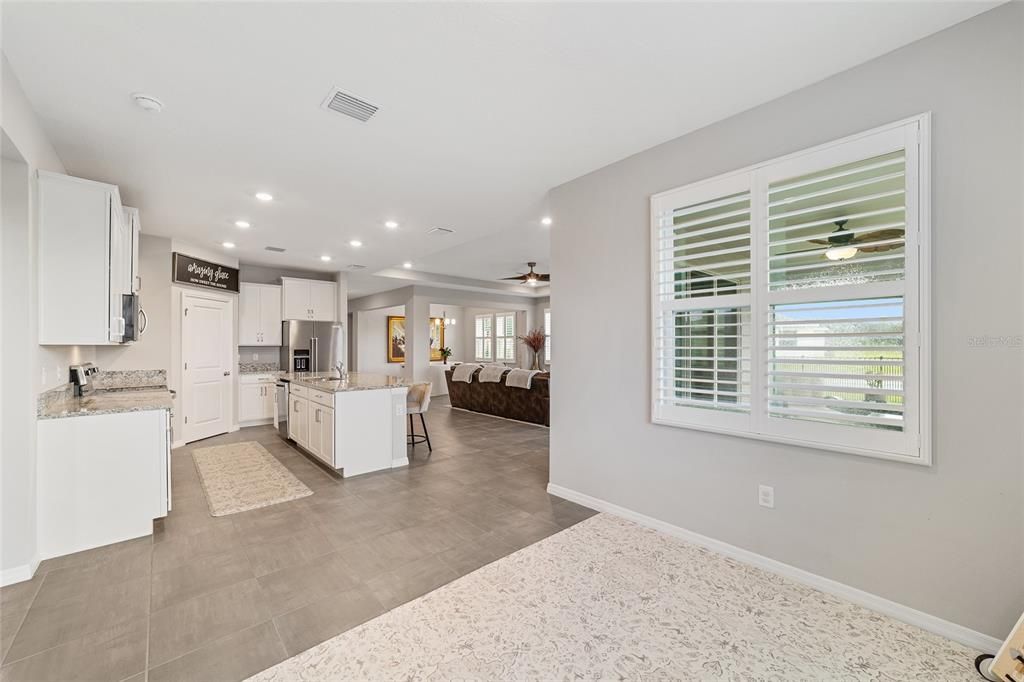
37,409,170,560
288,390,334,467
289,394,309,447
307,403,324,461
321,406,335,466
239,375,276,424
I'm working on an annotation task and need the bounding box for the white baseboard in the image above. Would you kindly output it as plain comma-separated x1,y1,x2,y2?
547,482,1001,653
239,418,274,429
171,439,186,450
1,556,39,587
391,457,410,468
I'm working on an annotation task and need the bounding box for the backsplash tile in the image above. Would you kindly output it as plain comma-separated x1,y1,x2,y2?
91,369,167,390
240,362,280,374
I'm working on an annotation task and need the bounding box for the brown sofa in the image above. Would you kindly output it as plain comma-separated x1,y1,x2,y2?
444,367,550,426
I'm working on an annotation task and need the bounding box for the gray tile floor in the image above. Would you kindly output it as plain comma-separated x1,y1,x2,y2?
0,399,596,682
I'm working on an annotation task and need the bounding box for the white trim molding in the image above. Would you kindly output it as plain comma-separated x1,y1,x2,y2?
1,556,40,587
650,113,931,466
547,482,1001,654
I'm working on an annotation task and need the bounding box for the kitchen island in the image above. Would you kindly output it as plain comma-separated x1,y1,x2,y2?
279,372,409,477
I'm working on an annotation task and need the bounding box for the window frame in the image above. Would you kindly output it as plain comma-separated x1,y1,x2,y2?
543,308,551,364
649,114,931,466
474,314,493,362
494,312,516,362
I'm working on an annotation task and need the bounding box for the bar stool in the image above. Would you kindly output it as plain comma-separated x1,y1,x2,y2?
407,382,433,452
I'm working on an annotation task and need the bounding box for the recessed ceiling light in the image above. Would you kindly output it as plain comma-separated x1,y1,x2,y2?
222,241,235,249
131,93,164,113
385,220,399,229
403,261,413,269
541,216,553,226
320,255,332,262
235,220,250,229
349,240,363,248
254,192,273,202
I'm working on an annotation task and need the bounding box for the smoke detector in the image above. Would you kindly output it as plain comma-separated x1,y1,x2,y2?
320,87,378,123
131,93,164,113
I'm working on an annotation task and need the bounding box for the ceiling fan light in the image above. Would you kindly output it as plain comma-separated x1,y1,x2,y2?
825,245,858,261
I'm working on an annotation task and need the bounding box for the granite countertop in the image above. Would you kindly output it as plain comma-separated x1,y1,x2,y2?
38,387,174,420
281,372,407,393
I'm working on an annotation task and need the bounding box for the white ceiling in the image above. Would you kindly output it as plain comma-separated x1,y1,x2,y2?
3,2,993,297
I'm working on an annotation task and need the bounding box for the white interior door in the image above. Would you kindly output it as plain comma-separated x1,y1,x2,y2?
182,293,232,442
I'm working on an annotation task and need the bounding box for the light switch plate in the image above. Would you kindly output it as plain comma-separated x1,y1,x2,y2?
758,484,775,509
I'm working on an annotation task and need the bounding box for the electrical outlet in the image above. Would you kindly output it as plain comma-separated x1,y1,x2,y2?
758,484,775,509
395,404,406,416
252,353,258,361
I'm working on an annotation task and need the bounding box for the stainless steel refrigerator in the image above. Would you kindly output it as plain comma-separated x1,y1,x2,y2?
280,320,345,374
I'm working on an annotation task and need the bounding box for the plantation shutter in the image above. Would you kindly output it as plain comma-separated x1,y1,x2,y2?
652,172,753,431
651,117,926,463
495,313,515,361
544,309,551,363
475,315,492,361
758,124,919,458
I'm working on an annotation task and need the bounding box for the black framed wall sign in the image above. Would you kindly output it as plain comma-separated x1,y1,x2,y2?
171,252,240,293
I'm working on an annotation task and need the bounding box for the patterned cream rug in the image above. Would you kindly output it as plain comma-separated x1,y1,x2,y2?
192,441,312,516
248,513,978,681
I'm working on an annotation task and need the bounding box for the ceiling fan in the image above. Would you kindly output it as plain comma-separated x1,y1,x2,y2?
502,262,550,287
808,220,905,261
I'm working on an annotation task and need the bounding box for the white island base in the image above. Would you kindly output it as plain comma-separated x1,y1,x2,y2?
284,373,409,477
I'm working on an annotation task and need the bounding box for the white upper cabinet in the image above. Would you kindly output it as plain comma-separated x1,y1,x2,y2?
281,277,336,321
38,172,135,345
310,281,336,321
238,283,282,346
259,286,283,343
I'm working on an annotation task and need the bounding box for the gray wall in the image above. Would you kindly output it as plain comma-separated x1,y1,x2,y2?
239,263,334,285
94,234,172,371
1,54,84,581
548,4,1022,638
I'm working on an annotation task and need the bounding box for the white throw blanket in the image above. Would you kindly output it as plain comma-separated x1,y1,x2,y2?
506,368,541,389
452,363,482,383
478,365,508,383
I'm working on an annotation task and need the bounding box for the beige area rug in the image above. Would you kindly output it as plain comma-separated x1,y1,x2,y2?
192,441,312,516
249,513,979,681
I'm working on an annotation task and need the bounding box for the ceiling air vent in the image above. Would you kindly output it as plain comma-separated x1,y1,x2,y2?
320,88,378,123
264,246,286,253
347,264,367,270
427,227,455,235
